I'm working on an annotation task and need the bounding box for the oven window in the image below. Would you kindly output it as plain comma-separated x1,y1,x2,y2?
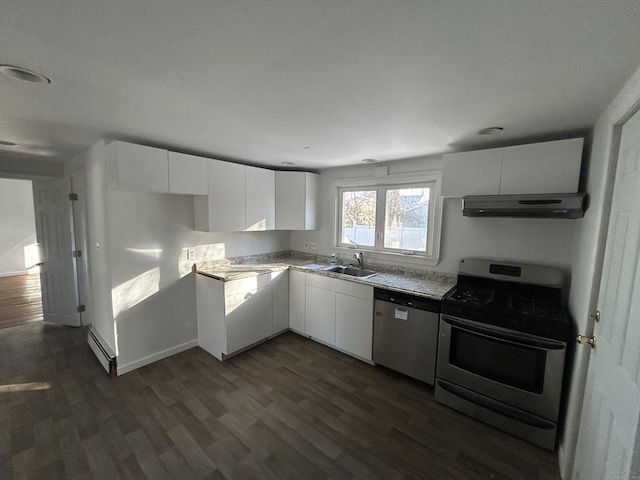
450,329,546,394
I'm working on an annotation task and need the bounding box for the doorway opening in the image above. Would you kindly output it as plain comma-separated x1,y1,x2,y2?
0,178,43,330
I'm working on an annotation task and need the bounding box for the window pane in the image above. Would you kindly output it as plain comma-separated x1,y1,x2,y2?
384,188,429,251
341,190,376,246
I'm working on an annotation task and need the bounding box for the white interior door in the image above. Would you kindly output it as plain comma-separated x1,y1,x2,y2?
32,178,81,327
573,107,640,479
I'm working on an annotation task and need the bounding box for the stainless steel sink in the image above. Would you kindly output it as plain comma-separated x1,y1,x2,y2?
323,265,378,279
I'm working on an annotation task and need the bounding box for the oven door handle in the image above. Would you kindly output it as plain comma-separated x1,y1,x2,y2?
442,316,566,350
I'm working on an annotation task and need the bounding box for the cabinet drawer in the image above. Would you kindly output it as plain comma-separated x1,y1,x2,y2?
338,280,373,301
225,274,271,296
305,273,373,300
306,272,340,291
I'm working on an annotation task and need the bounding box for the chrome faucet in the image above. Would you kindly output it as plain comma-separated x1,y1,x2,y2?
353,251,364,269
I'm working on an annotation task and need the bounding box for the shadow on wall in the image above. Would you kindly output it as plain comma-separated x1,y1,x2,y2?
113,273,197,369
110,242,229,369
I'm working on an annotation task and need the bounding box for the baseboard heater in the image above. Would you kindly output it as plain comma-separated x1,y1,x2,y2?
88,328,117,377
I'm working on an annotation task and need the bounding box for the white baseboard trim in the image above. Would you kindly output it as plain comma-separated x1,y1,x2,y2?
117,339,198,375
88,328,117,376
0,270,30,278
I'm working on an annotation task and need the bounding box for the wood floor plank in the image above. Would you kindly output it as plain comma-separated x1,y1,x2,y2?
0,325,562,480
0,274,43,330
165,424,215,479
126,428,171,480
83,433,123,480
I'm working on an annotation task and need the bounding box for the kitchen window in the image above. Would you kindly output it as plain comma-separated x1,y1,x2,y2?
334,173,442,264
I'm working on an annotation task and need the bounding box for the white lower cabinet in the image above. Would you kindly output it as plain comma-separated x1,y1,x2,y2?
305,284,336,345
196,273,273,360
271,270,289,334
304,273,374,361
289,270,306,334
336,292,373,361
225,283,273,354
197,268,374,363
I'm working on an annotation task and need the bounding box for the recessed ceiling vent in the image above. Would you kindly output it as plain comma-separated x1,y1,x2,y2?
478,127,503,135
0,65,51,83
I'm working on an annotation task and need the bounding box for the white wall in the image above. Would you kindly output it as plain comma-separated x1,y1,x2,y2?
83,141,118,354
108,189,290,372
293,157,577,275
559,64,640,479
0,178,37,276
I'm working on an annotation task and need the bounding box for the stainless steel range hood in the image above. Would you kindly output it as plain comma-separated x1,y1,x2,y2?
462,193,586,219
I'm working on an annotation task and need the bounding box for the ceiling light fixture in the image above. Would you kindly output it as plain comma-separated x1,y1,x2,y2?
0,65,51,83
362,158,378,163
281,161,295,166
0,140,18,147
478,127,504,135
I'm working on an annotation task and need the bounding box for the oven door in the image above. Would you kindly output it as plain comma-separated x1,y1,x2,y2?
437,314,566,421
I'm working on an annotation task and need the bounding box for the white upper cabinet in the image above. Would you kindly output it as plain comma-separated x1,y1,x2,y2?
441,148,503,197
194,159,246,232
106,141,169,193
168,151,208,195
245,165,275,231
195,162,277,232
275,171,319,230
499,138,583,195
441,138,584,197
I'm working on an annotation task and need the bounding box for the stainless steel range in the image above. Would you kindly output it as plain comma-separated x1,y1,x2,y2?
435,258,572,451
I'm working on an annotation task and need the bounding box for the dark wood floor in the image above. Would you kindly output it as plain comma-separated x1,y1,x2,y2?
0,323,561,479
0,274,43,330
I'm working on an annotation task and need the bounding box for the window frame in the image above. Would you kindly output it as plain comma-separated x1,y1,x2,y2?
333,172,443,266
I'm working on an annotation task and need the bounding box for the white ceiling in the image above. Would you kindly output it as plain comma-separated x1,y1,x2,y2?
2,1,640,169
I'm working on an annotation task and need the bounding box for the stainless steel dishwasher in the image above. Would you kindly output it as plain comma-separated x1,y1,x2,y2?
373,288,440,385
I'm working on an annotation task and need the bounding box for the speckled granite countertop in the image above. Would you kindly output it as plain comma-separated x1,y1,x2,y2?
196,251,456,301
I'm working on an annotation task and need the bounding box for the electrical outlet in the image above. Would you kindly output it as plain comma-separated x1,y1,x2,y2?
309,242,317,250
187,249,195,260
303,242,309,250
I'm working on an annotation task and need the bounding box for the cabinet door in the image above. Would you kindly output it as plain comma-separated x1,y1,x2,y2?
304,172,319,230
225,284,273,354
271,270,289,334
275,171,305,230
336,292,373,361
194,160,246,232
499,138,583,194
289,270,306,334
275,171,319,230
305,285,335,345
168,152,208,195
441,148,503,197
246,165,275,230
107,141,169,193
196,274,226,360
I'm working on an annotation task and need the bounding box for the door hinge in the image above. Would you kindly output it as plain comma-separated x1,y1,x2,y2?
69,193,79,201
577,335,596,348
72,250,82,258
77,304,86,313
590,310,601,323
